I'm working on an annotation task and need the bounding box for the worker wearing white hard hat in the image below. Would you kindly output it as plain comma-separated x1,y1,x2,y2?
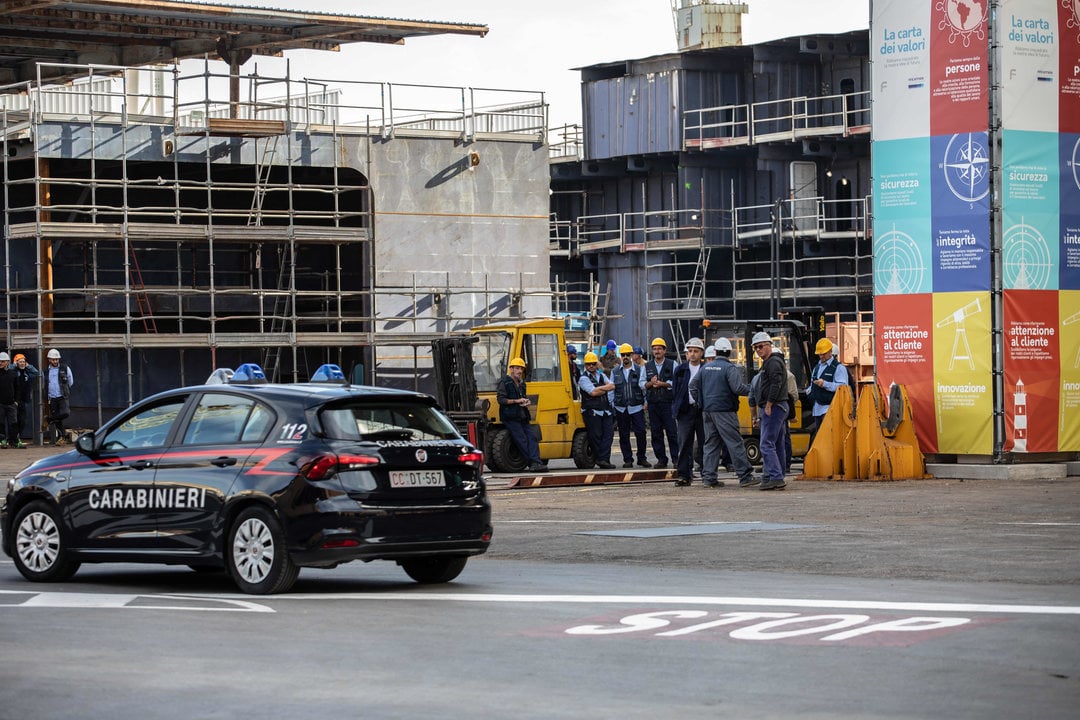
45,349,75,445
751,332,788,490
0,352,16,448
671,338,707,485
690,336,754,488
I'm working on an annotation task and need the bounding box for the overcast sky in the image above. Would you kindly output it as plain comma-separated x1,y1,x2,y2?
221,1,870,127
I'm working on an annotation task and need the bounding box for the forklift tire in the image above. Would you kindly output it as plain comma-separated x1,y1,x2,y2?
744,436,762,466
571,430,595,469
487,427,528,474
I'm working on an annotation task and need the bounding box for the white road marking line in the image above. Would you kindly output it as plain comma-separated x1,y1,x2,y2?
190,592,1080,616
0,589,273,612
495,520,767,525
998,522,1080,526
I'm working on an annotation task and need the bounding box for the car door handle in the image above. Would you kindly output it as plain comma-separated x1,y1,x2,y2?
129,459,154,470
211,456,238,467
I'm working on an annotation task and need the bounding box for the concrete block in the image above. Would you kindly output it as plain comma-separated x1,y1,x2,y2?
1067,462,1080,477
926,463,1068,481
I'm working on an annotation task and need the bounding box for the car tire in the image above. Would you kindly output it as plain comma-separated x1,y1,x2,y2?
226,506,299,595
11,501,81,583
744,436,762,465
571,430,595,469
487,427,528,473
400,556,468,584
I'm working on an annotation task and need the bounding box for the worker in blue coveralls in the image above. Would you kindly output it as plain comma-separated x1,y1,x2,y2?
612,343,650,468
496,357,545,473
578,351,616,469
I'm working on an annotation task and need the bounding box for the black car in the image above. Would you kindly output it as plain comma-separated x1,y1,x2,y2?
2,363,491,594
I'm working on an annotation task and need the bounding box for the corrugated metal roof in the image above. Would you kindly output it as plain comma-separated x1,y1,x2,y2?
0,0,488,84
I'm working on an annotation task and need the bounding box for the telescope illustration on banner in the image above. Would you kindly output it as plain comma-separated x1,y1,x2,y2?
936,297,982,371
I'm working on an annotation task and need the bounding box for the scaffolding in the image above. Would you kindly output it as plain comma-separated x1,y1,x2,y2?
1,59,580,425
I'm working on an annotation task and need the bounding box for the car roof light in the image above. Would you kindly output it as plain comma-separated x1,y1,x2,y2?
230,363,267,384
205,368,234,385
310,363,347,384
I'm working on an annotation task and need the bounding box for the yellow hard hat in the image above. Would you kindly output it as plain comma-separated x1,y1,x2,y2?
508,357,526,369
650,337,667,349
583,351,599,363
618,343,634,355
814,338,834,355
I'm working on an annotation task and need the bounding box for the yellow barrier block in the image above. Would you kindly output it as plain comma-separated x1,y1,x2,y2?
800,383,930,482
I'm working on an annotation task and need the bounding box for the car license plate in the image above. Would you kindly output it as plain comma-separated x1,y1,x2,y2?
389,470,446,488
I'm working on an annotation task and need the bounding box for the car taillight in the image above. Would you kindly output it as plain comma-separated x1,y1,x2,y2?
305,453,380,480
458,450,483,467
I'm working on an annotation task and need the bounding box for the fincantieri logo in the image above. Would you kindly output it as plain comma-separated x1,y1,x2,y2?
935,0,987,47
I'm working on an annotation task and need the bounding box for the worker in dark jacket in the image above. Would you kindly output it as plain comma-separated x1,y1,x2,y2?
671,337,706,486
0,353,19,448
690,337,753,488
496,357,545,473
12,353,39,447
751,332,789,490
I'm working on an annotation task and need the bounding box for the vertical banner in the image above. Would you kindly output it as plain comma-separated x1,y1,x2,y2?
873,1,931,142
999,0,1079,451
1002,291,1060,452
875,293,937,450
932,291,994,454
874,1,992,455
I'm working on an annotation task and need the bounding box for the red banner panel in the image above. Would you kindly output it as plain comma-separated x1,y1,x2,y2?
875,293,938,452
1002,290,1061,452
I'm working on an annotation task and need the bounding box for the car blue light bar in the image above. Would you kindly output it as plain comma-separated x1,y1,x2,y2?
310,363,347,384
231,363,268,384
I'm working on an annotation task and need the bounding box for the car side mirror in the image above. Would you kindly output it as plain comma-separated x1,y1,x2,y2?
74,432,96,455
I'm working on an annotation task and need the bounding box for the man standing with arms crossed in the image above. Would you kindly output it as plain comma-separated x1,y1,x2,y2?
612,343,650,468
578,351,616,470
643,337,678,469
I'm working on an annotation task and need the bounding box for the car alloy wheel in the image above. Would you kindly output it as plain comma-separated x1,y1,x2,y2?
227,506,299,594
12,501,81,582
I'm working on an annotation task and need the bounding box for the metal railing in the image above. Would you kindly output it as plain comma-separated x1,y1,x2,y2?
684,89,870,149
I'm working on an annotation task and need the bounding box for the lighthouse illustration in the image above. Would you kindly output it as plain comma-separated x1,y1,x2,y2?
1012,377,1027,453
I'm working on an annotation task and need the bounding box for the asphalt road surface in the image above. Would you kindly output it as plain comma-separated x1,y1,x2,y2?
1,447,1078,718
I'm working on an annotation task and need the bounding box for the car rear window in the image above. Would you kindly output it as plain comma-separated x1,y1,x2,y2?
319,401,460,442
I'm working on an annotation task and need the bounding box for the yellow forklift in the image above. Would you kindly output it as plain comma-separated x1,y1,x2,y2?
432,318,593,473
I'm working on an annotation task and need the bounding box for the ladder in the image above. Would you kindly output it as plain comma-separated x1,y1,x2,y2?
249,135,279,226
128,245,157,333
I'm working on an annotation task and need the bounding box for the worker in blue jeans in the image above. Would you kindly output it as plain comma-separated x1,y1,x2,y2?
750,332,789,490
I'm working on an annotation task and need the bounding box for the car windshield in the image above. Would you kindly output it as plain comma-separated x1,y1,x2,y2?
320,401,460,441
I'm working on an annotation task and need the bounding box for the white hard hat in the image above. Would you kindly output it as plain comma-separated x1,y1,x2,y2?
704,346,717,359
714,337,732,352
47,349,61,359
751,331,772,346
684,337,704,351
0,352,9,362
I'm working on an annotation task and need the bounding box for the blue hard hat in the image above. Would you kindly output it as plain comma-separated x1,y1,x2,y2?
566,344,578,355
605,339,617,350
633,346,644,356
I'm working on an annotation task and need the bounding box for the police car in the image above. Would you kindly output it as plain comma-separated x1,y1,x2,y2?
1,363,491,594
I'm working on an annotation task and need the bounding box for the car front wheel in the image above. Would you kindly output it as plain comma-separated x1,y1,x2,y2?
12,501,81,583
399,556,468,584
227,506,299,594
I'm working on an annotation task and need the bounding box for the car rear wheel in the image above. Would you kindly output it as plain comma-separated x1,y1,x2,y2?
227,506,299,594
400,556,468,584
12,501,81,583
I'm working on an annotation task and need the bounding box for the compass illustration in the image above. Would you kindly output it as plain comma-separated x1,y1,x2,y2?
874,226,927,295
1002,218,1053,289
936,0,987,47
1070,136,1080,192
941,132,989,204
